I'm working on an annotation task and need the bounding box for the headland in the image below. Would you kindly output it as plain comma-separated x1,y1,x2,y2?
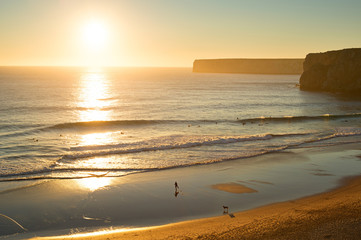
299,48,361,93
193,58,304,74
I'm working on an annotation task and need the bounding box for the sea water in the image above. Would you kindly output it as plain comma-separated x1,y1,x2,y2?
1,67,361,237
1,67,361,190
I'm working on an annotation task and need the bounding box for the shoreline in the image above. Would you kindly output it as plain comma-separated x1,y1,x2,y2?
21,143,361,240
30,174,361,240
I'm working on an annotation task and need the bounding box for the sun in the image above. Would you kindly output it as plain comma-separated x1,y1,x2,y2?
82,19,109,51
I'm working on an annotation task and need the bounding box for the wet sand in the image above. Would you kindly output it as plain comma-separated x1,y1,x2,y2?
26,142,361,240
211,182,258,194
30,175,361,240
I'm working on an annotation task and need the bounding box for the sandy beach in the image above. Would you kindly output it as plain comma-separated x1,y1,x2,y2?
20,143,360,240
30,174,361,240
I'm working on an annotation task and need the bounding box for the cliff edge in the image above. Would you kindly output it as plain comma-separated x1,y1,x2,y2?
299,48,361,93
193,59,303,74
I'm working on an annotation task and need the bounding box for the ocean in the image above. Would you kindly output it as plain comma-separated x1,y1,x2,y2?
1,67,361,237
1,67,361,190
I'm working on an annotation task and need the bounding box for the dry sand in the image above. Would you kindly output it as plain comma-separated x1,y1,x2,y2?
32,175,361,240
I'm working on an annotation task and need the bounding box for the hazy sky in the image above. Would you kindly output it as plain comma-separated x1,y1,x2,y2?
1,0,360,67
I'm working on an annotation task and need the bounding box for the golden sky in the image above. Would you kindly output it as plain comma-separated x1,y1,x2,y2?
0,0,360,67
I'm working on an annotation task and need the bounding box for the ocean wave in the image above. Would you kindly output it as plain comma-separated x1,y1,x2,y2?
0,147,288,182
47,119,240,130
61,133,305,161
0,129,44,139
238,113,361,123
0,105,118,113
335,127,361,137
1,120,171,137
69,133,287,151
1,129,360,182
48,120,170,130
0,168,136,182
38,113,361,132
295,127,361,146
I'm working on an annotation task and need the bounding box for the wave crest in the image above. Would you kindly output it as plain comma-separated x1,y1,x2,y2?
60,133,303,161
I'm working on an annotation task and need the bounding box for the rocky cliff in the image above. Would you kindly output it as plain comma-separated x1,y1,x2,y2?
299,48,361,93
193,59,303,74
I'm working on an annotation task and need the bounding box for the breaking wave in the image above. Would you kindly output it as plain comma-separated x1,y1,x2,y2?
238,113,361,123
1,127,361,183
60,133,306,161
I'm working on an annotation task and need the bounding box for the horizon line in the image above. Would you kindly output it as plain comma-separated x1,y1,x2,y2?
194,58,305,61
0,65,193,68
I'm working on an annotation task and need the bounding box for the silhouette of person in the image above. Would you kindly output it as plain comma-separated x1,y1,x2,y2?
174,181,180,198
174,181,179,190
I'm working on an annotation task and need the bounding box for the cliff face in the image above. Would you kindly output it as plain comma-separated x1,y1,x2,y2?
193,59,304,74
299,48,361,93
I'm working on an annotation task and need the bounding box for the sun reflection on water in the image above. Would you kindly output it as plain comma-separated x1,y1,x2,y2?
77,177,112,191
81,132,115,146
74,69,119,191
78,68,113,122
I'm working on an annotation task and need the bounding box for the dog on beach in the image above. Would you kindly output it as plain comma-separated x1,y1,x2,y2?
223,205,229,214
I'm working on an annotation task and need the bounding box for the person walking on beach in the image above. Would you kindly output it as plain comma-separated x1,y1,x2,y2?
174,181,180,197
174,181,179,191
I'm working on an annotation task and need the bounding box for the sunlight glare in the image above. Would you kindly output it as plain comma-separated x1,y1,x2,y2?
77,177,112,191
78,69,113,122
81,132,115,146
82,19,109,51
